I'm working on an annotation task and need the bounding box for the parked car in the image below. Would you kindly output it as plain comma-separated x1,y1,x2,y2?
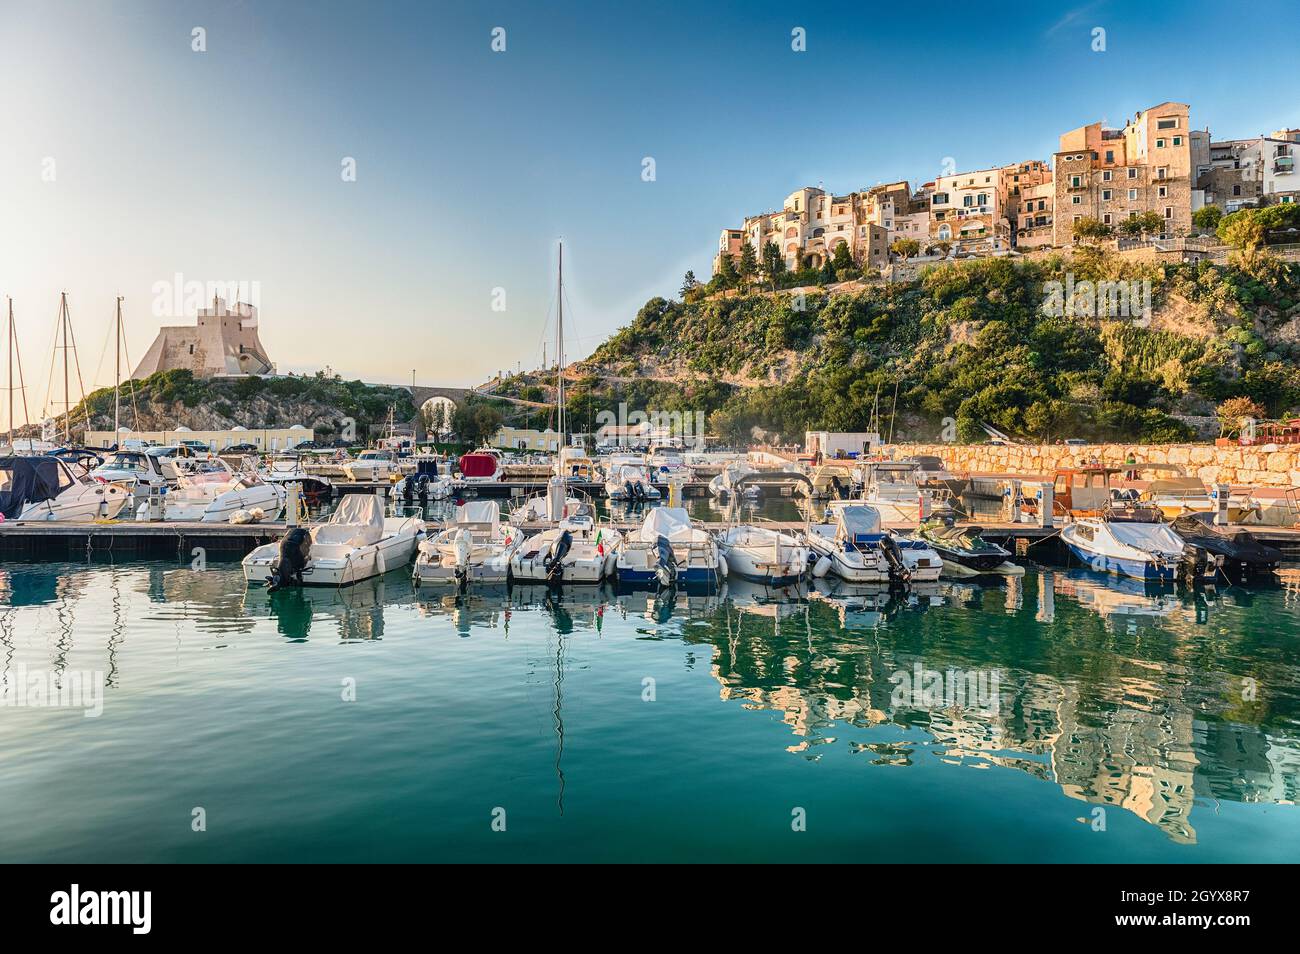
226,442,259,453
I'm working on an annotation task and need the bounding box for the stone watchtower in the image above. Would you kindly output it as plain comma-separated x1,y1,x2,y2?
132,296,274,378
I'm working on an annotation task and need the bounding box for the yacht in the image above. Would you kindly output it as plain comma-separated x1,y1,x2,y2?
243,494,422,588
136,456,286,522
615,506,724,587
413,500,523,586
0,455,131,521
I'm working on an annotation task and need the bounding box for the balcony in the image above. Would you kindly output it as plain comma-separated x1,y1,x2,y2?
1275,157,1295,175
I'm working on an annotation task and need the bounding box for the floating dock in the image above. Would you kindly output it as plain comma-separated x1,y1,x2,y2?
4,517,1299,561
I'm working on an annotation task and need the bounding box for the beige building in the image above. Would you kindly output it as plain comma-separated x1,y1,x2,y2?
85,425,313,452
491,426,562,452
1198,128,1300,213
716,185,895,277
1053,102,1199,245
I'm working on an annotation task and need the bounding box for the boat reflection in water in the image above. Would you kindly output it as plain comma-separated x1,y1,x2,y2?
2,559,1298,859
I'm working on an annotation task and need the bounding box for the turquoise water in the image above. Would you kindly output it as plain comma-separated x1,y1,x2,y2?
1,557,1297,862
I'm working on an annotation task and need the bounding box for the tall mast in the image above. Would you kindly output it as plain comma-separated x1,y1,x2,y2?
61,292,70,443
6,298,13,451
556,241,565,443
114,297,123,436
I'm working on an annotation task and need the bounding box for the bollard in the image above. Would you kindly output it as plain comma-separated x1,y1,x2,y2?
668,477,685,508
286,481,301,528
1212,483,1230,526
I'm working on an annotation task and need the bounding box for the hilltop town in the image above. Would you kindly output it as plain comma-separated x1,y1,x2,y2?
710,101,1297,283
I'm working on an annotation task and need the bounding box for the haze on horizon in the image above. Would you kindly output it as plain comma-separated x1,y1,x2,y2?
2,0,1296,422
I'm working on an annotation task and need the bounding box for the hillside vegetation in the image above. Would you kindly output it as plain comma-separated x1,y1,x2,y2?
62,369,416,442
559,247,1300,444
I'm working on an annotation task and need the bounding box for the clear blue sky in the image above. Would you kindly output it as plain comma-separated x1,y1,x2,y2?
1,0,1297,406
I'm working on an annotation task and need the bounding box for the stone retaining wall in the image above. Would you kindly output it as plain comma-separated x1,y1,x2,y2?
883,442,1300,489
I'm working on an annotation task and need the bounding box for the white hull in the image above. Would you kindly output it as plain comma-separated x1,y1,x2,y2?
243,526,419,586
805,529,893,582
137,484,285,523
17,486,132,522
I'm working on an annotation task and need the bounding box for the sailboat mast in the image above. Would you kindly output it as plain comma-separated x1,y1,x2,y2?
61,292,70,443
114,297,123,436
6,297,13,451
556,241,565,443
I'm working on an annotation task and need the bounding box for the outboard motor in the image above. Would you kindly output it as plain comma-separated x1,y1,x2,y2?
879,535,911,588
830,474,845,500
654,534,678,588
268,527,312,592
452,527,473,590
543,529,574,583
624,480,636,501
403,475,415,506
416,475,429,512
632,480,646,501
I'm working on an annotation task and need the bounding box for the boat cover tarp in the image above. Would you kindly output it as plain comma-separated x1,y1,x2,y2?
458,453,498,478
315,494,384,546
639,506,696,543
1106,521,1185,558
457,500,500,526
0,457,63,518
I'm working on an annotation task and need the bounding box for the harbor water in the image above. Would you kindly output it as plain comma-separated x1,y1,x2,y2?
1,554,1297,862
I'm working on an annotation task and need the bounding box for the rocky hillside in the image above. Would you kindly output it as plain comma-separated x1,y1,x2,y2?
559,246,1300,445
60,369,416,442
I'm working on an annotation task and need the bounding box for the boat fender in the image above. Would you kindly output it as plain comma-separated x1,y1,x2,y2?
813,555,832,578
376,548,387,576
718,554,729,578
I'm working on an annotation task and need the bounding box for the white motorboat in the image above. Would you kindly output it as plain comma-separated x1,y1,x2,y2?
509,507,622,584
805,503,909,584
90,448,176,504
343,449,399,481
709,462,761,499
605,461,660,501
615,506,724,587
1061,503,1210,581
716,524,809,586
136,456,286,523
413,500,523,586
457,450,503,483
0,456,132,521
858,461,958,524
263,453,333,505
242,494,422,588
646,443,694,483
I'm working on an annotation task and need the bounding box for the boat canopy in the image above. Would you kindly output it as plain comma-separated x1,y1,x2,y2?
456,500,500,527
458,453,499,478
0,457,69,518
639,506,695,543
315,494,384,546
835,504,882,541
